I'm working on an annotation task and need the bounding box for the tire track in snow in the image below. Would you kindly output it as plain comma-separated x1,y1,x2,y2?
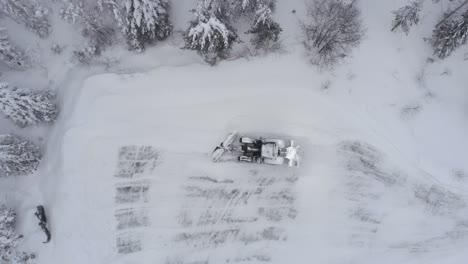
338,140,468,255
167,167,299,263
112,145,159,254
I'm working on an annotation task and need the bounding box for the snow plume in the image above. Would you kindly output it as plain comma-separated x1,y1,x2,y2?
0,83,58,128
0,0,50,38
0,30,30,70
60,0,116,64
98,0,125,27
59,0,85,24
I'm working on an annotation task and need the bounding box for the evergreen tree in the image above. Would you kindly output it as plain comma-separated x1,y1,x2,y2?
60,0,115,47
0,206,35,263
183,0,238,65
98,0,125,28
246,0,282,49
97,0,172,51
391,0,423,34
235,0,257,14
60,0,115,64
72,42,100,64
0,83,58,128
0,134,41,177
10,251,36,264
0,0,51,38
122,0,173,51
230,0,267,18
0,206,21,261
432,11,468,58
391,0,468,60
0,30,29,70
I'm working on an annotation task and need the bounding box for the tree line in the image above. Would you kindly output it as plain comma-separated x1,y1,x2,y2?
1,0,467,69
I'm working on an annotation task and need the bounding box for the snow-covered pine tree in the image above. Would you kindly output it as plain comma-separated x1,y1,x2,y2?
432,10,468,58
0,206,22,260
61,0,115,46
10,251,36,264
98,0,125,28
207,0,248,20
72,42,98,64
0,206,35,263
60,0,115,64
230,0,260,19
391,0,423,34
59,0,85,24
0,134,41,177
0,0,51,38
0,83,58,128
246,0,282,49
0,30,29,70
183,0,238,65
122,0,173,51
82,15,115,50
300,0,365,69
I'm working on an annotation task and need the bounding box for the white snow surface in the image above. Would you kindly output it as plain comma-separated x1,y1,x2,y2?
0,0,468,263
40,55,468,263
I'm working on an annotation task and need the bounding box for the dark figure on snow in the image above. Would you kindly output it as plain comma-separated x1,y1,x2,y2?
35,205,51,243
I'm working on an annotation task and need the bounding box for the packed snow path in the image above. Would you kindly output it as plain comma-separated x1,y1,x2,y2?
41,60,468,264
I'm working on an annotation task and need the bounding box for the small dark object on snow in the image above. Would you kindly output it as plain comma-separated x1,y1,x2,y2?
35,205,51,243
35,205,46,222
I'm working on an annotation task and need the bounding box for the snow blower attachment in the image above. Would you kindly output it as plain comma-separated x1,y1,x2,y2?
210,132,301,167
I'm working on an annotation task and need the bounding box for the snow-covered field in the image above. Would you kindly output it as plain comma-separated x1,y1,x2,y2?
1,0,468,263
37,55,468,263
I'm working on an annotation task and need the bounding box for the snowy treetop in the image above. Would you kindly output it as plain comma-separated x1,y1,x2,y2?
188,16,233,49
